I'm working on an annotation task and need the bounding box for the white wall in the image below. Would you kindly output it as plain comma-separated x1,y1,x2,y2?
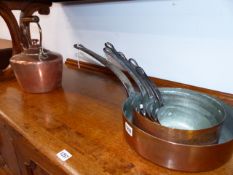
1,0,233,94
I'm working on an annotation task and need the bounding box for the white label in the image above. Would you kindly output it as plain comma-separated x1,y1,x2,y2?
139,104,143,110
125,122,133,137
56,149,72,162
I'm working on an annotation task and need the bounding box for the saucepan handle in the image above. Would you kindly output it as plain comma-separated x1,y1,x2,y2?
74,44,135,97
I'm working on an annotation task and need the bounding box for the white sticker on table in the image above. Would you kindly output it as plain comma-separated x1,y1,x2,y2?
56,149,72,161
125,122,133,137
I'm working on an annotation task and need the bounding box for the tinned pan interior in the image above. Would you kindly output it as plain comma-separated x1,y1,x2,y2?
133,88,226,145
158,88,226,129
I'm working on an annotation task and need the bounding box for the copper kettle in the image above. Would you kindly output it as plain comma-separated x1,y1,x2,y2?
10,16,63,93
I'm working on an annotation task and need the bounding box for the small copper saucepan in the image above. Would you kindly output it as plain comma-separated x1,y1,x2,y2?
123,95,233,172
133,88,226,145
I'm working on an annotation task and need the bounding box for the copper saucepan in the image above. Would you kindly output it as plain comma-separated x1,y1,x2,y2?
133,88,226,145
123,95,233,172
75,43,226,145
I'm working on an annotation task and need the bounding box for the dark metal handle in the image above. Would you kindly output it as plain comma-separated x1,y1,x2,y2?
21,16,39,23
129,58,164,107
74,44,135,97
103,46,148,98
104,44,157,120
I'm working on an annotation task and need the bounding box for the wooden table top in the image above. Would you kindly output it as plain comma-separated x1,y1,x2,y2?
0,39,11,49
0,66,232,175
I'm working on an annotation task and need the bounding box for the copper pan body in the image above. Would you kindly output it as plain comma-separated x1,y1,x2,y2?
122,96,233,172
134,111,221,145
134,88,226,145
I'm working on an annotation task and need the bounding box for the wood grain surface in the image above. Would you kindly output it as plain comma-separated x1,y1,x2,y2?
0,64,232,175
0,39,11,49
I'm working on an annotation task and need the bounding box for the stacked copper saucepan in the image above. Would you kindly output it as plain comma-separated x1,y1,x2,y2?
74,43,233,172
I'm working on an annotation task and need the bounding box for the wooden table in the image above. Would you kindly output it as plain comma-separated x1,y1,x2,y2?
0,39,11,49
0,63,232,175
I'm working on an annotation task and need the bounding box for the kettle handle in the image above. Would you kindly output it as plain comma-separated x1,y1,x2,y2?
21,16,47,59
21,16,43,50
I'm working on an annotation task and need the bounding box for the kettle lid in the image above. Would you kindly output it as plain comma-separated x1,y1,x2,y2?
10,47,62,64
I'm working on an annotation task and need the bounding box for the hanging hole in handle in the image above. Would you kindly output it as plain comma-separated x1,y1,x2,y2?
103,47,115,56
105,42,115,50
73,44,79,49
104,42,127,60
128,58,139,67
73,44,85,50
103,47,109,53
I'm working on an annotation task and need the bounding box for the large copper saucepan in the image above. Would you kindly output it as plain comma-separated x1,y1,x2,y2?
123,95,233,172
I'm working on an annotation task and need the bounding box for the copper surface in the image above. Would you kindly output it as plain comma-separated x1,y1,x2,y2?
134,111,221,145
10,49,63,93
132,88,226,145
122,97,233,172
